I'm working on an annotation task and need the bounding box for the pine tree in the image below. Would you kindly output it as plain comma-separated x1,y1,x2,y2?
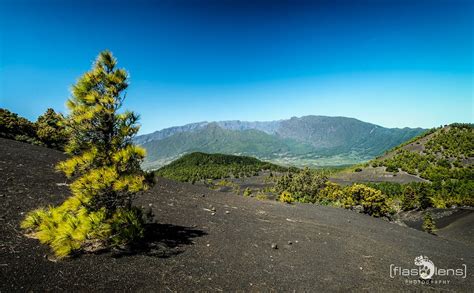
36,108,68,149
402,186,417,211
22,50,148,258
0,108,38,143
422,212,436,234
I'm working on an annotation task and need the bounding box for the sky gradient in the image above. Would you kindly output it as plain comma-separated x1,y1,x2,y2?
0,0,472,134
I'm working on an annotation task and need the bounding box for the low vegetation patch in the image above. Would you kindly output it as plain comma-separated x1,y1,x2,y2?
273,168,393,218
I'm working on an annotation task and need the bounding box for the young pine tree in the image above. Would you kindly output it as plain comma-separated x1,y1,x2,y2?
422,212,437,234
401,185,417,211
36,108,69,149
22,50,148,258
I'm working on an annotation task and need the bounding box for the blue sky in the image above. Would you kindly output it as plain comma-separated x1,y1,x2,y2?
0,0,472,134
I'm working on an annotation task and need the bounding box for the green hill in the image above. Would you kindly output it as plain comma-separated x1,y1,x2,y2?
155,152,289,183
333,124,474,208
373,123,473,182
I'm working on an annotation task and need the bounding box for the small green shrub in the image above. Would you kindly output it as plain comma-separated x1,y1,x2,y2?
255,193,268,201
243,187,252,197
422,212,436,234
342,184,390,217
279,191,294,204
318,182,345,202
386,165,399,173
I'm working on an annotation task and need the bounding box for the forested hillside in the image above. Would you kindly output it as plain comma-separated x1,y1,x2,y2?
155,152,289,183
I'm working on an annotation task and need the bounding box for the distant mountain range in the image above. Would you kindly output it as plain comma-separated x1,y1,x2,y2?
135,115,425,169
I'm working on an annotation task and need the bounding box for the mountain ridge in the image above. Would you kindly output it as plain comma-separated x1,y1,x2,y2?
137,115,425,170
136,115,423,144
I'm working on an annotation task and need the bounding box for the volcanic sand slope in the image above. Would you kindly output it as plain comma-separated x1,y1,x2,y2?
1,138,473,291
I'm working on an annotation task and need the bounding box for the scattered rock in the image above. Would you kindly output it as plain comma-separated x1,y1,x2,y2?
225,211,230,214
211,212,216,216
288,241,292,245
271,243,278,249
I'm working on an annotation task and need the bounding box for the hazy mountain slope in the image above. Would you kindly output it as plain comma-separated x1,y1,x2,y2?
275,116,424,156
134,121,209,145
216,120,280,134
135,120,281,145
141,123,315,169
138,116,425,169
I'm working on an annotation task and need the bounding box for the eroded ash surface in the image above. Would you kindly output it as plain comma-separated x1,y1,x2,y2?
1,138,472,291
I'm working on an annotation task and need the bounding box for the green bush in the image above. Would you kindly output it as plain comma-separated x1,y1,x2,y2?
279,191,294,203
386,165,399,173
274,168,327,203
243,187,252,197
342,184,390,217
422,212,436,234
255,193,268,201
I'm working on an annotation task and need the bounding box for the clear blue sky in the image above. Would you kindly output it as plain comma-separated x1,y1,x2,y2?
0,0,472,134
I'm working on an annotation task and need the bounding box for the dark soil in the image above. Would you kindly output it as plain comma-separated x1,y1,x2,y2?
400,208,474,246
1,138,473,291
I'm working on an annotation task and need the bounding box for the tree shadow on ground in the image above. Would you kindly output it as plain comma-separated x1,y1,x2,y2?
112,223,207,259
